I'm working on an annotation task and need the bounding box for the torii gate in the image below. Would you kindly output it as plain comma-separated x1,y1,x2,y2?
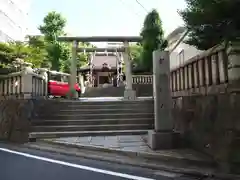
58,36,142,99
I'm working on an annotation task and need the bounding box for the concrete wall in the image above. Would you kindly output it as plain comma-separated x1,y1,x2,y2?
0,99,33,142
172,94,240,173
133,84,153,97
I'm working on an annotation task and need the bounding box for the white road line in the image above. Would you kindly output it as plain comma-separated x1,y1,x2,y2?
0,148,155,180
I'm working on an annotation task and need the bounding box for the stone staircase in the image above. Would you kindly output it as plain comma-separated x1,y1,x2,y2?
30,99,154,139
83,85,125,97
83,85,153,97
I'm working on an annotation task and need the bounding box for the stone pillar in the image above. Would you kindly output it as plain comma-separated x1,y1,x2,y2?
89,52,95,86
116,51,120,87
148,50,174,150
79,73,85,94
69,40,78,99
38,68,48,98
123,41,136,100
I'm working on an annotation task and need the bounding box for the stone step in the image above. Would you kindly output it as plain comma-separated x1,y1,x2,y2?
29,130,148,139
37,103,154,112
37,99,153,105
34,101,154,112
31,124,153,132
35,100,154,112
36,113,154,120
38,108,154,116
32,118,154,126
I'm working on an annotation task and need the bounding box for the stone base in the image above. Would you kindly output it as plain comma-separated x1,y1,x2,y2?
124,89,136,100
148,130,175,150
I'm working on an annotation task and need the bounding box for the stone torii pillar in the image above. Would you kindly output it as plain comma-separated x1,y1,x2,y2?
123,41,136,100
69,40,78,99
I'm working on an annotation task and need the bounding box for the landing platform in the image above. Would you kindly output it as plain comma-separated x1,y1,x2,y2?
78,96,153,102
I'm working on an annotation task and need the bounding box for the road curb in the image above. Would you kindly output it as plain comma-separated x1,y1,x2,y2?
24,141,240,180
42,139,214,167
25,142,211,177
37,140,240,179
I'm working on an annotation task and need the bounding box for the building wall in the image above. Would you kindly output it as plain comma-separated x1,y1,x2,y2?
0,0,31,42
167,29,203,69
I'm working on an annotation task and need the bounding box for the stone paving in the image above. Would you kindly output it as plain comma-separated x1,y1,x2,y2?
51,135,212,162
54,135,151,152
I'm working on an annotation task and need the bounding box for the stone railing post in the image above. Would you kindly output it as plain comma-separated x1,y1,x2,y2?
38,68,48,98
21,68,34,99
227,41,240,83
148,50,175,150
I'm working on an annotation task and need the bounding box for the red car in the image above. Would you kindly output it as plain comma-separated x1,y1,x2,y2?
48,71,81,98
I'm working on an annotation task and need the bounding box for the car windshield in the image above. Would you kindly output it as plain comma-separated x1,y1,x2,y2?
50,74,69,83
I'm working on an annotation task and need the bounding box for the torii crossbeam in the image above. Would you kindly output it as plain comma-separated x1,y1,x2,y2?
77,47,125,53
58,36,141,42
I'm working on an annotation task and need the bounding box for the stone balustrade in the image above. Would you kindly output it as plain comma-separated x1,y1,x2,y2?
0,70,47,99
170,42,240,97
128,41,240,99
132,75,153,84
131,75,153,97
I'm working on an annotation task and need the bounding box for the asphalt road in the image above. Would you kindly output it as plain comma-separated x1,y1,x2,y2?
0,143,184,180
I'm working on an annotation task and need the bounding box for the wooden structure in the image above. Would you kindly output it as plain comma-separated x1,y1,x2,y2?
77,47,125,87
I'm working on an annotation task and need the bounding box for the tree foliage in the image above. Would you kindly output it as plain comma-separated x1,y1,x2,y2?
0,43,15,66
39,11,69,71
129,44,142,68
26,35,50,68
180,0,240,50
60,42,93,73
140,9,167,72
0,40,46,68
39,11,66,43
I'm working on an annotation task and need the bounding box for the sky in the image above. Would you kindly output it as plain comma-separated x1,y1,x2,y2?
28,0,186,46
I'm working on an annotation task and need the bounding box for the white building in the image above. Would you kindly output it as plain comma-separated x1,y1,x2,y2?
166,26,203,69
0,0,31,42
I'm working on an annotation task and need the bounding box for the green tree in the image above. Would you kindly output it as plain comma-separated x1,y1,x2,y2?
25,35,48,67
9,41,30,59
39,11,70,71
129,44,142,68
39,11,66,43
0,43,15,66
180,0,240,50
26,35,45,49
140,9,168,72
0,40,45,68
60,42,91,73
